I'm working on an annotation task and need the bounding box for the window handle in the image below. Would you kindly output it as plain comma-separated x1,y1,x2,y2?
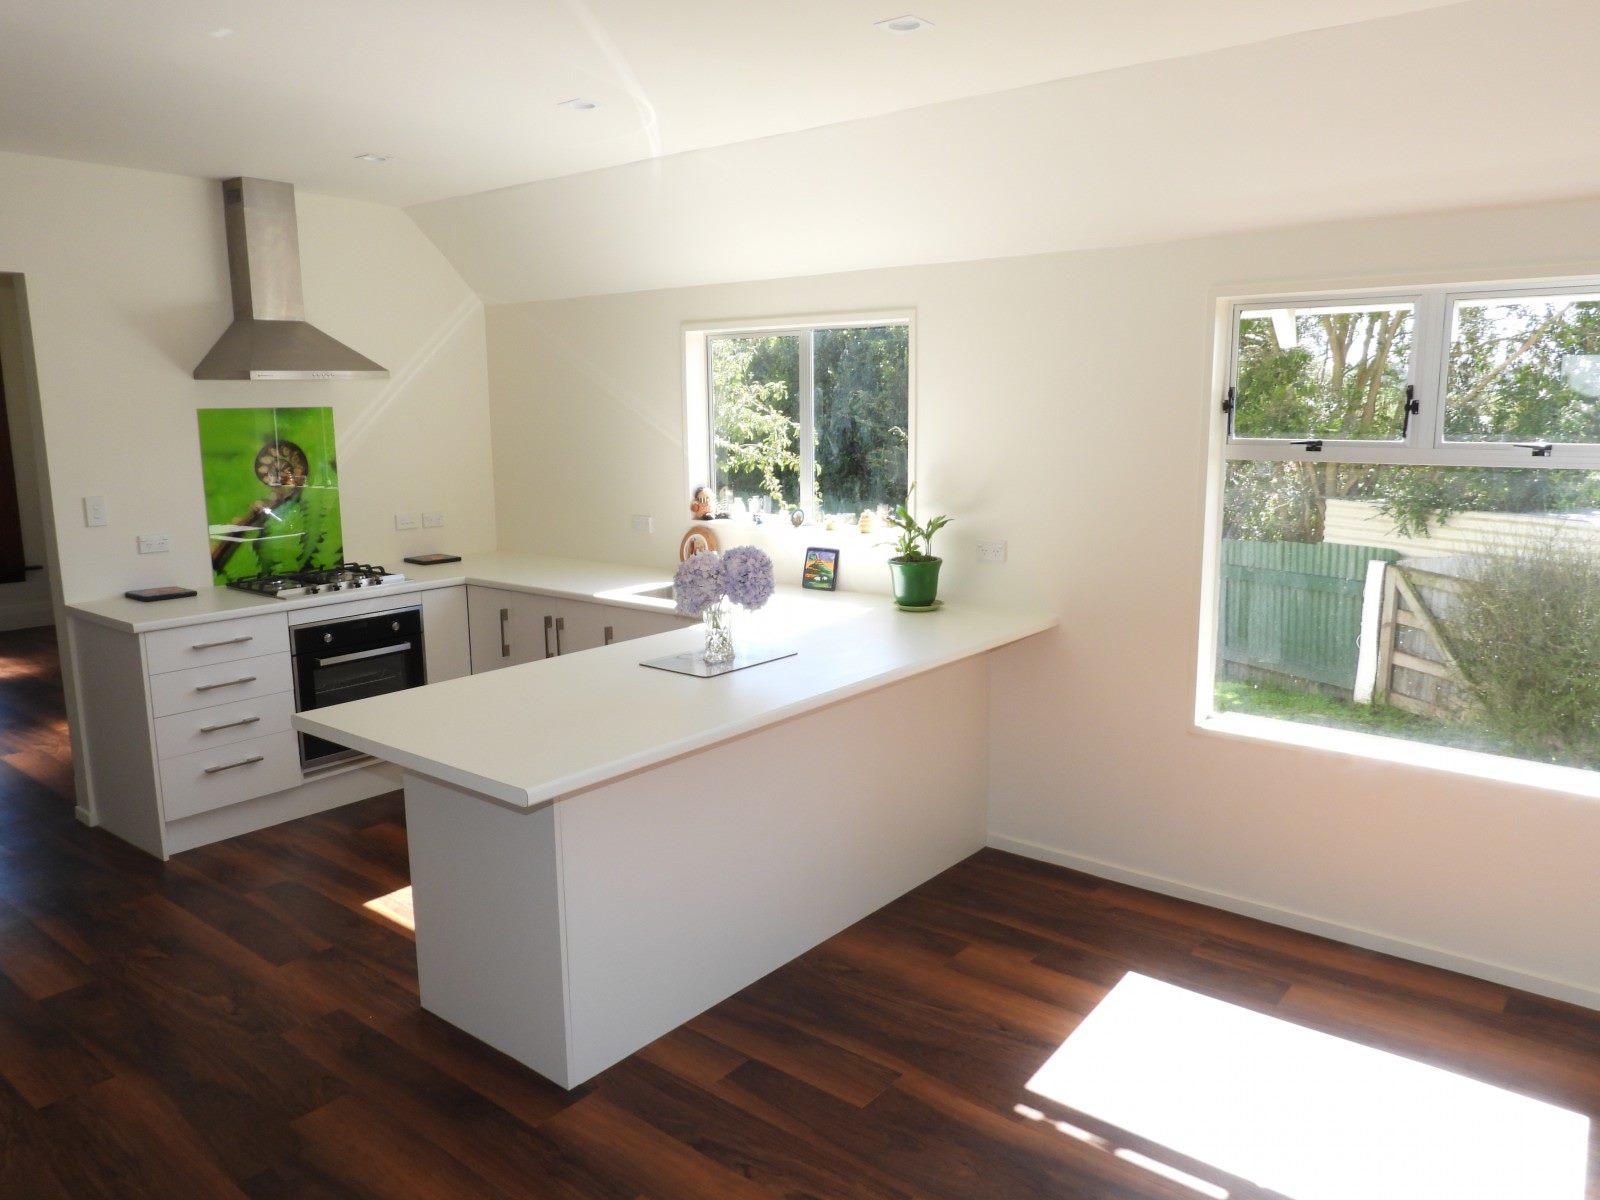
1514,441,1554,457
1400,384,1420,438
1288,439,1324,453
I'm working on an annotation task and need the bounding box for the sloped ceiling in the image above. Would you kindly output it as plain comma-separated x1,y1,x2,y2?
0,0,1462,206
410,0,1600,302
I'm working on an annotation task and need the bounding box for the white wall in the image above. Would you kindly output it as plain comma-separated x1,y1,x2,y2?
482,196,1600,1007
0,150,496,606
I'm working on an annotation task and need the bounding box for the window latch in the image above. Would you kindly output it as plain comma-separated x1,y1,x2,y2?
1288,439,1324,453
1222,386,1236,437
1400,384,1420,438
1513,441,1554,457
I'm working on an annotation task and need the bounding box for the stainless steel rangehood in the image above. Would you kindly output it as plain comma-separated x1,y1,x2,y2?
194,177,387,381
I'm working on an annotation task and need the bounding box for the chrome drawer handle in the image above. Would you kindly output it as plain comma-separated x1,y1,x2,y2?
198,715,260,734
191,634,254,651
202,754,264,775
195,674,257,692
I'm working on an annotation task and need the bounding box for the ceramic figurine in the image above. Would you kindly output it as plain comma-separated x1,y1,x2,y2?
858,509,874,535
790,507,806,528
690,485,713,519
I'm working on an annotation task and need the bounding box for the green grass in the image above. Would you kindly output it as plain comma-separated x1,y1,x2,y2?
1213,680,1497,752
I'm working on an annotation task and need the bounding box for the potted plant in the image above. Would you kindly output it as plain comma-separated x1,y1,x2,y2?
883,487,951,610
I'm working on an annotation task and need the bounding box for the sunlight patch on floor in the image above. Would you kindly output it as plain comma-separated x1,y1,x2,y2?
363,885,414,932
1025,973,1588,1200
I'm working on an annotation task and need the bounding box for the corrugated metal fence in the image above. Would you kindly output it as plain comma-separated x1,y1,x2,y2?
1218,540,1400,696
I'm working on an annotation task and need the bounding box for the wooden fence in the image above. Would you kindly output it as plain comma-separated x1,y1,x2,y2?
1356,561,1471,718
1218,540,1401,698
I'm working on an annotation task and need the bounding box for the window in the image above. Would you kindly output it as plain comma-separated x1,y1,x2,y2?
697,318,910,519
1210,281,1600,781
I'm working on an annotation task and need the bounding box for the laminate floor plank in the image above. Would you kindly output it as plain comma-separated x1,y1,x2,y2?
0,626,1592,1199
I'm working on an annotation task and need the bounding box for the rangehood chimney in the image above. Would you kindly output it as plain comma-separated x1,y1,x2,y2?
194,177,388,381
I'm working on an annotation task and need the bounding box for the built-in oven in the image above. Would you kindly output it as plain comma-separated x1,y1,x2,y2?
292,605,426,769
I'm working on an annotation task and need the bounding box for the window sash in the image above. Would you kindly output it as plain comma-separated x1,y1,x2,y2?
704,318,911,517
1223,285,1600,469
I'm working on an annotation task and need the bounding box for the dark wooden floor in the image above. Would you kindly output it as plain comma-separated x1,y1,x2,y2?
1,626,1597,1198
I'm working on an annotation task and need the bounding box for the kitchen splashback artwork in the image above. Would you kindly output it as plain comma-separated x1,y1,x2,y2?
198,407,343,585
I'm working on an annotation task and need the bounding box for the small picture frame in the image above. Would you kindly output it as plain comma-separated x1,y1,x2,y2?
802,547,839,591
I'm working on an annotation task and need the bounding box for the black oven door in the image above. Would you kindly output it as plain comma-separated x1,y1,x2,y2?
293,607,426,768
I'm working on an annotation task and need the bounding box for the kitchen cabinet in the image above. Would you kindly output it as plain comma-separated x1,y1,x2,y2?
467,586,552,671
466,586,692,671
421,586,471,683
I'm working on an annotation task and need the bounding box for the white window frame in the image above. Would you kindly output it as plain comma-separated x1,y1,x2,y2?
1225,281,1600,470
1200,272,1600,796
683,311,916,521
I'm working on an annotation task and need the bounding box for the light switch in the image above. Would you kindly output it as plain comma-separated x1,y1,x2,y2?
631,514,654,534
136,534,171,555
83,496,108,528
422,511,445,529
394,513,420,531
977,539,1008,563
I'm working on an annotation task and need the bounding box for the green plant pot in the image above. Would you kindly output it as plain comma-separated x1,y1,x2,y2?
889,556,943,607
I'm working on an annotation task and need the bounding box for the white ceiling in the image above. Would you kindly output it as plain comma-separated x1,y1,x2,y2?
412,0,1600,302
0,0,1465,207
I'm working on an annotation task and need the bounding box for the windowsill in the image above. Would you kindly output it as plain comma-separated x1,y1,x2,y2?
1197,710,1600,802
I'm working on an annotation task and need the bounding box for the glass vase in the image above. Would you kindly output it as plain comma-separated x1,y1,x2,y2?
701,598,735,666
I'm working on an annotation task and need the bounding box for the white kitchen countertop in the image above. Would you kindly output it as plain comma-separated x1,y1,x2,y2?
293,586,1057,809
65,552,688,633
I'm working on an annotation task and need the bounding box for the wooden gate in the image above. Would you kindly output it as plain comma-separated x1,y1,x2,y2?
1356,561,1470,718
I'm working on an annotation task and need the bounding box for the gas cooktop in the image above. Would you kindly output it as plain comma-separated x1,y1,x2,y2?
227,563,406,599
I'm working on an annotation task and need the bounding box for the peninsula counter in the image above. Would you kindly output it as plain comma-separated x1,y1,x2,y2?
295,593,1055,1087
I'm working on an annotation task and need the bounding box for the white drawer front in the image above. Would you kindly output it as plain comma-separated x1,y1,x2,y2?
144,613,290,675
153,691,295,760
159,731,303,821
148,653,294,718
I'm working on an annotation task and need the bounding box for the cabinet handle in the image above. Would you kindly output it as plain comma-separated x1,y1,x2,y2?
195,674,257,692
191,634,254,651
543,614,554,658
604,625,614,646
203,754,264,775
198,715,260,734
499,608,510,659
554,616,565,655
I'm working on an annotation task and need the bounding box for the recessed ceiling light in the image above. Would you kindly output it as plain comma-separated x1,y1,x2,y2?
874,14,933,33
208,27,235,38
353,153,394,163
556,97,600,112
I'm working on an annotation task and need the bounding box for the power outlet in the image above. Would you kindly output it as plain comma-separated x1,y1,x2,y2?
136,534,171,555
630,514,654,534
83,496,108,528
977,539,1008,564
422,511,446,529
394,513,420,531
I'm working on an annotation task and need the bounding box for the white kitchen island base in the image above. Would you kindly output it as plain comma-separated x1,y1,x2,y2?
404,656,987,1088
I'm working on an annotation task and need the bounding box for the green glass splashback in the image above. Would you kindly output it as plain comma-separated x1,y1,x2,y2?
197,407,343,585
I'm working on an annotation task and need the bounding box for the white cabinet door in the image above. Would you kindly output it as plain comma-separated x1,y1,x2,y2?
601,606,695,645
467,587,560,671
421,586,471,684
